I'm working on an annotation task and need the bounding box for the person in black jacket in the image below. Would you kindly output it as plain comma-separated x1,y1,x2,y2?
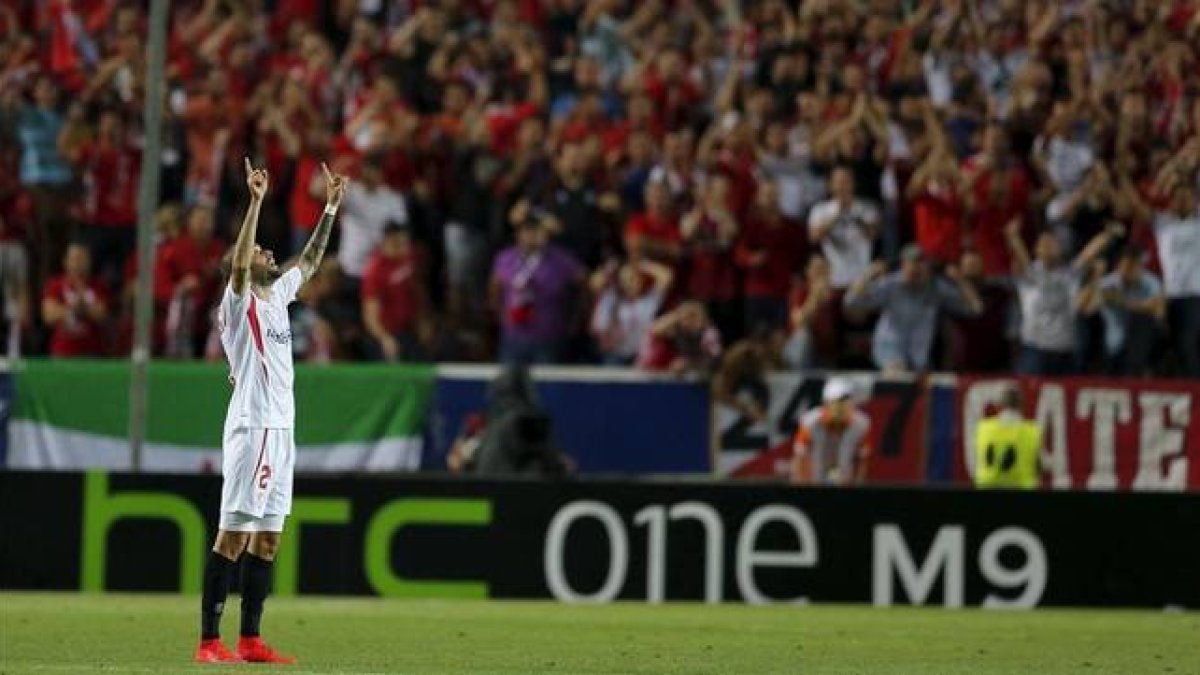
472,365,572,477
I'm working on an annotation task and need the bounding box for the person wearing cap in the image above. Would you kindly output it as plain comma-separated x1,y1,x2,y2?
843,245,983,374
791,378,872,486
973,386,1041,489
490,218,585,365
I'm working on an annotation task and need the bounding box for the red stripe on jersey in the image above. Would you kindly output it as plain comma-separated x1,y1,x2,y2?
248,295,270,384
252,429,269,489
247,296,265,356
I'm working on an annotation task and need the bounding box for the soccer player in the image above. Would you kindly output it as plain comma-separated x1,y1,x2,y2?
194,158,346,664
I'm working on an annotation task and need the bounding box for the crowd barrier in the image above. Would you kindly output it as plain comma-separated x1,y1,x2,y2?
2,471,1196,608
2,360,1198,490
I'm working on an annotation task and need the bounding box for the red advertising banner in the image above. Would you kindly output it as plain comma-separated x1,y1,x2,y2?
955,377,1200,490
716,374,928,483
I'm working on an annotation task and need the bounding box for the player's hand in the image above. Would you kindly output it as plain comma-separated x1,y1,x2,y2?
245,157,269,200
322,162,347,211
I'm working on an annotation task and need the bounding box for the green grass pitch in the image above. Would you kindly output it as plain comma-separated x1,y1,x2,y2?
1,593,1197,674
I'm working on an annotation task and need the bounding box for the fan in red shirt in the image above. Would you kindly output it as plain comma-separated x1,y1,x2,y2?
962,124,1032,277
41,243,109,357
907,144,965,266
624,178,682,265
362,224,427,361
62,108,141,288
735,181,807,334
681,174,741,340
155,204,227,356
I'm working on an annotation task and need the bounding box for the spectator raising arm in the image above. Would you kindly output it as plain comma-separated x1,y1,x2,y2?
843,261,889,313
1004,217,1031,277
1071,221,1125,273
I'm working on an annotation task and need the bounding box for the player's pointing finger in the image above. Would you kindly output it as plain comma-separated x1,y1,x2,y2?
244,156,253,174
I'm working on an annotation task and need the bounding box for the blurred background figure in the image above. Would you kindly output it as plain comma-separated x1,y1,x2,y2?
470,365,572,477
791,377,871,486
973,385,1041,490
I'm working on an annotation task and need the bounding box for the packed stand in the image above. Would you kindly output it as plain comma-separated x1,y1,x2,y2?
1,0,1198,378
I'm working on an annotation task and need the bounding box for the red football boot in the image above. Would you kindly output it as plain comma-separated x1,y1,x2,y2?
236,636,296,664
194,638,244,663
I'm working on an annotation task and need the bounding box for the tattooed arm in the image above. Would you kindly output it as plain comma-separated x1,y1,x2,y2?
298,163,347,284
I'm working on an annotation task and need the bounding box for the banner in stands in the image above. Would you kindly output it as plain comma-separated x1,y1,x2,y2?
715,373,928,483
431,366,710,474
955,377,1200,490
3,472,1196,608
6,360,433,472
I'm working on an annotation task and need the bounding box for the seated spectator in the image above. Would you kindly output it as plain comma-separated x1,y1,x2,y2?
590,258,673,366
361,224,426,362
784,255,836,369
490,220,585,365
1007,220,1124,375
808,166,881,290
1087,246,1166,376
944,249,1013,373
792,378,871,486
736,180,806,335
41,243,108,357
844,245,982,374
637,300,722,376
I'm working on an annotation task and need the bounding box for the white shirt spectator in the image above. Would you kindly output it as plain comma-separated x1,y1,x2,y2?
1016,262,1081,352
1152,210,1200,298
971,49,1028,116
591,288,665,361
808,199,880,289
1035,135,1095,193
338,183,408,278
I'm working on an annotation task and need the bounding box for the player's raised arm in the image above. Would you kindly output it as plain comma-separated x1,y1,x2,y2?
231,157,269,296
297,163,346,284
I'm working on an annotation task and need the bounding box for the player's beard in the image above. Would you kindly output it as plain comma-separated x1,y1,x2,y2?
252,266,284,285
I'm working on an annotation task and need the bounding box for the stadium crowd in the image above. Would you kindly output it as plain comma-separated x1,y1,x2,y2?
1,0,1198,378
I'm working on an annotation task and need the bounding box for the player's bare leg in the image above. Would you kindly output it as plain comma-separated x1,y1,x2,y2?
236,531,296,664
194,531,250,663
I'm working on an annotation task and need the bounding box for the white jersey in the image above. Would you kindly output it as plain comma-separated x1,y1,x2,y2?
219,267,302,429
